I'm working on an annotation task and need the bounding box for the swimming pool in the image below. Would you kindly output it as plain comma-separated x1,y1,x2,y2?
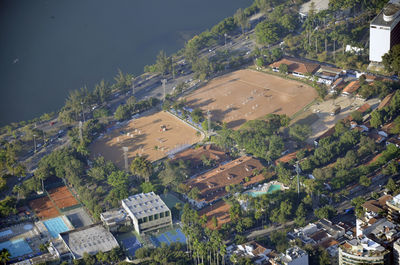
43,217,69,238
267,184,281,193
0,238,33,258
246,184,282,197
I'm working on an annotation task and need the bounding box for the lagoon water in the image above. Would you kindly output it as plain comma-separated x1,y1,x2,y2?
0,0,252,126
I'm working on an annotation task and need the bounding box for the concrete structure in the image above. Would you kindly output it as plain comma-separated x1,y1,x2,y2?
100,208,130,232
59,224,119,260
387,194,400,224
299,0,330,18
362,195,392,222
229,241,272,265
271,246,309,265
315,66,343,85
339,237,390,265
370,0,400,62
121,192,172,234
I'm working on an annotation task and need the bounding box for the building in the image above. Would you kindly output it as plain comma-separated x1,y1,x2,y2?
339,237,390,265
100,208,130,232
270,57,320,78
370,0,400,62
342,81,361,96
271,246,309,265
299,0,330,18
394,238,400,265
362,195,392,222
59,224,119,260
315,66,343,85
184,156,265,208
228,241,272,265
387,194,400,224
121,192,172,234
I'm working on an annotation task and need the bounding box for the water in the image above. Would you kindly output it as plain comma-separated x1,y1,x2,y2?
0,238,33,258
0,0,252,126
246,184,282,197
43,216,69,238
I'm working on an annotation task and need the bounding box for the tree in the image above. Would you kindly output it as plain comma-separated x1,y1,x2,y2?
191,108,204,124
386,178,398,194
314,205,336,219
234,8,249,35
255,21,279,45
156,50,172,75
359,175,371,187
140,181,155,193
0,249,10,265
279,63,289,74
289,124,312,142
295,203,307,226
130,155,153,182
114,105,131,121
382,44,400,74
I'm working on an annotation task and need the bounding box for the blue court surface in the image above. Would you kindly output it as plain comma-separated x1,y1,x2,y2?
121,236,142,257
150,228,186,247
0,238,33,258
43,217,69,238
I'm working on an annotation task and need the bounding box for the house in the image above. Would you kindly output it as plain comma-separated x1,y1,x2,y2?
315,66,343,85
378,93,394,110
271,246,309,265
330,77,344,92
184,156,265,208
341,81,360,96
362,195,392,222
100,208,130,232
270,57,320,78
387,136,400,148
229,241,272,265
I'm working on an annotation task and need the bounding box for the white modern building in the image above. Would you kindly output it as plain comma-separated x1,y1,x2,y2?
121,192,172,234
339,237,390,265
370,0,400,62
272,246,309,265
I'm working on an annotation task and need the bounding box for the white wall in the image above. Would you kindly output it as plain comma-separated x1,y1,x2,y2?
370,26,391,62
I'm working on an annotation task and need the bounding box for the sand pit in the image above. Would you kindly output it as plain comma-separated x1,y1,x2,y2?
90,110,203,168
184,69,317,129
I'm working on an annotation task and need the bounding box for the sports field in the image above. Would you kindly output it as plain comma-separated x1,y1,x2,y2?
184,69,317,129
90,110,202,168
29,196,59,220
198,200,231,230
48,186,79,210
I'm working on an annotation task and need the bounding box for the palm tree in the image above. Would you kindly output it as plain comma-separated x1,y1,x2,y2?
0,249,11,265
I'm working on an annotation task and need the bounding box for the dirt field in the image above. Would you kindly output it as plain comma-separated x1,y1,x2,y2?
48,186,79,210
198,200,231,230
90,110,202,168
29,196,59,220
184,69,317,129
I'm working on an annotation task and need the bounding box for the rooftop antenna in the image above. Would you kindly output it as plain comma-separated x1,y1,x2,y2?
122,146,129,172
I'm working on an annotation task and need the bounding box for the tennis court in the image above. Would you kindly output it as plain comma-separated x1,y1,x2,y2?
43,217,70,238
0,238,33,258
121,236,142,257
150,228,186,247
48,186,79,210
29,196,60,220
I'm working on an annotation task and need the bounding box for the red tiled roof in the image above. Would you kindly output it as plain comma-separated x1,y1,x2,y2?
270,58,320,75
362,195,392,213
185,156,265,203
342,81,360,94
378,93,394,110
171,145,230,172
198,200,231,229
319,238,339,249
357,103,371,114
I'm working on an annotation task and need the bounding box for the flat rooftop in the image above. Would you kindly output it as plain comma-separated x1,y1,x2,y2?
122,192,169,219
371,0,400,27
60,224,119,259
100,208,128,225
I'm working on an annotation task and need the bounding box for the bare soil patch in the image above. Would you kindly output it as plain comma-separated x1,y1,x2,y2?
184,69,317,129
90,110,202,168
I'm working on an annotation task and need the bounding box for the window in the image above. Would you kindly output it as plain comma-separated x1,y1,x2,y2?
149,215,153,221
160,212,164,218
138,218,143,224
155,213,159,220
143,216,148,223
165,211,170,217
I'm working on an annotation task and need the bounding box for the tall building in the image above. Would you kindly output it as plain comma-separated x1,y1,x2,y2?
370,0,400,62
394,238,400,265
387,194,400,224
339,237,390,265
121,192,172,234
